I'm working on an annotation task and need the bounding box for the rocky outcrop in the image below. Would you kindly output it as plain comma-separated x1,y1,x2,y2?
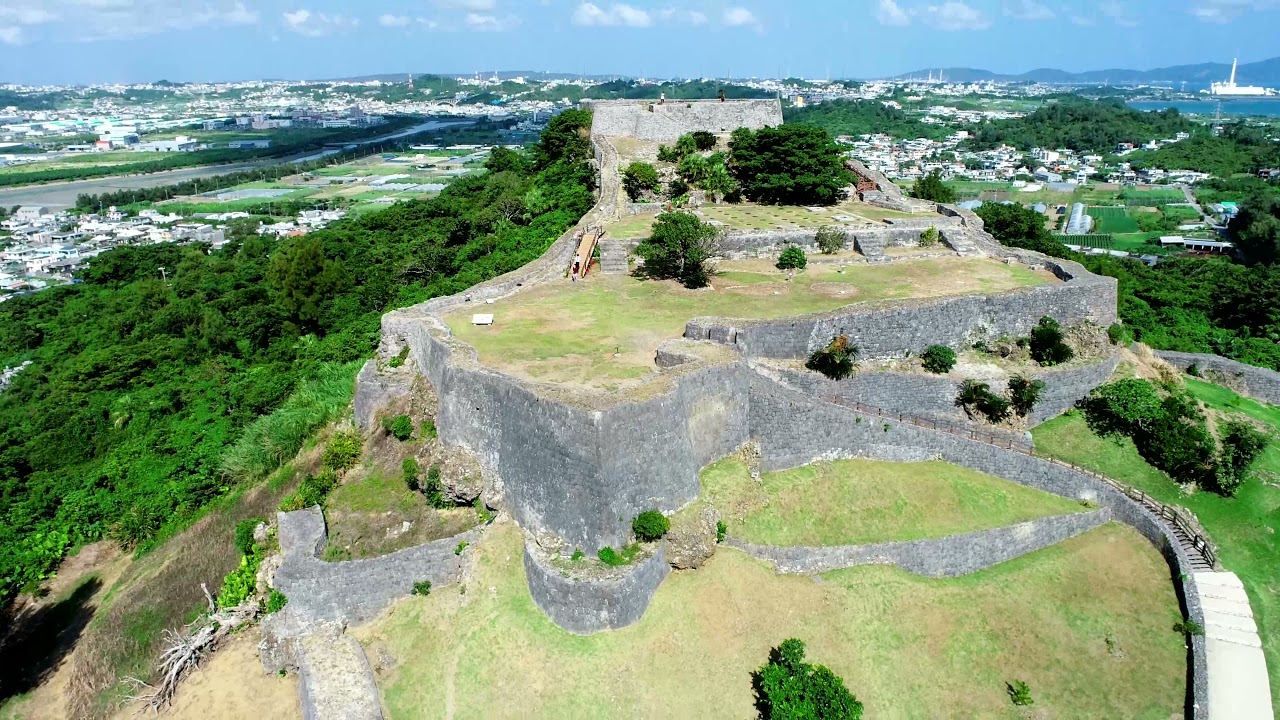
666,506,721,569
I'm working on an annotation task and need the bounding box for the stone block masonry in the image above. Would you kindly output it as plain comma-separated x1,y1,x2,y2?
1155,350,1280,406
523,542,671,635
583,98,783,142
728,509,1110,576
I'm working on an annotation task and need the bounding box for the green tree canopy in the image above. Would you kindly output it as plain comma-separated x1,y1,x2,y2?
729,125,853,206
752,638,863,720
635,211,720,288
910,170,956,204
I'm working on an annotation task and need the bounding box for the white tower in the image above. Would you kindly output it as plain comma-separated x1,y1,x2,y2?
1230,57,1238,87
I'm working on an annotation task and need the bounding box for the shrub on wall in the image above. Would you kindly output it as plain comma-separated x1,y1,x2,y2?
918,226,941,247
402,457,420,491
387,346,409,368
815,226,846,255
632,510,671,542
957,380,1011,423
776,246,808,270
279,468,338,511
412,580,432,596
1007,375,1046,417
382,414,414,441
1029,316,1074,366
1106,323,1131,346
234,517,265,557
752,638,863,720
920,345,956,374
806,335,858,381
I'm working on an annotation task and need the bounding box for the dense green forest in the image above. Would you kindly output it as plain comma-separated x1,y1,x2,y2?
966,98,1201,153
785,99,951,141
976,201,1280,369
0,110,596,615
1126,125,1280,177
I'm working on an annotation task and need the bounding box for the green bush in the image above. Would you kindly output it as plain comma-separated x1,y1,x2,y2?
387,346,409,368
234,517,266,557
635,210,720,289
1029,316,1074,366
1006,680,1034,707
716,520,728,543
1174,619,1205,636
279,468,338,511
752,638,862,720
454,541,469,555
1007,375,1046,417
920,345,956,374
402,457,420,491
382,414,414,441
265,589,288,614
412,580,432,596
1106,323,1130,345
1187,362,1201,377
910,170,956,204
217,545,263,609
571,549,585,561
622,161,661,201
691,130,717,151
776,246,808,270
957,380,1011,423
322,431,362,471
423,465,448,508
474,497,495,523
421,417,438,439
918,226,940,247
806,335,858,381
1212,420,1269,496
597,544,642,567
815,226,846,255
632,510,671,542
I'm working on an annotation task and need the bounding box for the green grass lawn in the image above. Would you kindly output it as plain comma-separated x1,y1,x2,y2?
323,470,477,561
1033,396,1280,715
1110,231,1173,254
693,458,1083,546
446,257,1049,389
359,520,1186,719
1088,207,1140,234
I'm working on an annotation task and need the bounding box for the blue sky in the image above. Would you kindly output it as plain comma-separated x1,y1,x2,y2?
1,0,1278,85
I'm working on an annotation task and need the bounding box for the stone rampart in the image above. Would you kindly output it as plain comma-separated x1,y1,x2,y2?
728,509,1110,576
523,542,671,634
685,264,1117,361
584,98,783,142
1155,351,1280,406
760,351,1119,429
716,223,956,259
747,370,1208,717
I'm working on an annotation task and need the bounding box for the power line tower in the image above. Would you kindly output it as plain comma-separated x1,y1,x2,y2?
1213,101,1224,136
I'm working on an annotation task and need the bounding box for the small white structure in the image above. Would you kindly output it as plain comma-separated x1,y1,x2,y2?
471,314,494,326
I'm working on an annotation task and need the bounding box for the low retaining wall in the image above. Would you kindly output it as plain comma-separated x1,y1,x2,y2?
523,542,671,634
1155,351,1280,406
729,509,1110,576
748,370,1208,717
716,224,954,259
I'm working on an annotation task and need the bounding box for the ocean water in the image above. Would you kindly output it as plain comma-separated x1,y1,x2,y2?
1127,99,1280,117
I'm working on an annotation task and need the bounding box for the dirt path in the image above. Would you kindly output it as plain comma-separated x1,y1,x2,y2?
110,630,299,720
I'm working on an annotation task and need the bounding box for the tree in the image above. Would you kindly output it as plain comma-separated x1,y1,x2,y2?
622,161,660,201
1213,420,1269,495
815,226,845,254
1082,378,1165,436
752,639,863,720
632,510,670,542
700,163,739,203
1007,375,1046,417
777,246,807,270
485,146,527,174
691,130,717,150
1028,316,1074,366
1230,193,1280,266
920,345,956,374
729,125,853,206
677,153,711,184
534,108,593,170
973,202,1074,259
806,335,858,380
910,170,956,204
267,236,343,332
635,211,721,288
957,380,1012,423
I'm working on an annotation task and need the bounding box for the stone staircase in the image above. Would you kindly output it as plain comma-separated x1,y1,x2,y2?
853,234,885,260
940,228,985,257
599,240,630,275
1192,572,1273,719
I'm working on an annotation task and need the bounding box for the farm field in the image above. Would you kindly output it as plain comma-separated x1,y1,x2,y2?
1032,377,1280,714
1087,206,1140,234
686,457,1083,546
445,255,1052,389
358,520,1186,719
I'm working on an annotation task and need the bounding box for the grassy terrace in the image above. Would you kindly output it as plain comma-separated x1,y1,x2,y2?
692,458,1083,546
445,255,1053,390
608,201,932,240
1033,377,1280,713
358,521,1186,719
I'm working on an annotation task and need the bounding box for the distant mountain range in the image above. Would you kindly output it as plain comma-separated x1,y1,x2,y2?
891,56,1280,87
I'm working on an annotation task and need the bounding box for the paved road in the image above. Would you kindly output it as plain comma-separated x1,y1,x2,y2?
0,119,474,210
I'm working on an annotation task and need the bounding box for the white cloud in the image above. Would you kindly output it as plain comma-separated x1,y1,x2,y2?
0,26,25,45
875,0,912,25
435,0,497,9
1004,0,1054,20
722,6,758,27
925,1,990,29
572,2,652,26
463,12,520,30
1190,0,1275,22
0,0,259,42
379,14,412,27
282,9,357,37
1098,0,1137,26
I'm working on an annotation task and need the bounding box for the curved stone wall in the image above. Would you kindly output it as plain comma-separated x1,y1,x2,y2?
523,542,671,634
686,260,1117,361
1155,350,1280,406
728,509,1110,576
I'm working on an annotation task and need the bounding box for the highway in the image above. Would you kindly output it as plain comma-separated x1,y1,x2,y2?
0,119,473,210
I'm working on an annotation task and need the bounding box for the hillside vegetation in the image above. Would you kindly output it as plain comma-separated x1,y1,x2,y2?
785,99,951,141
0,109,597,617
966,98,1200,154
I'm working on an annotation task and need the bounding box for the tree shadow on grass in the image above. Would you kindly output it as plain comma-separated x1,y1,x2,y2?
0,576,101,703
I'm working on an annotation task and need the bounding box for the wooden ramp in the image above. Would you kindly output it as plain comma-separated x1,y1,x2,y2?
572,227,602,279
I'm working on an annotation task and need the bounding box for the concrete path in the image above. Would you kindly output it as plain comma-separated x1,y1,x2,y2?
1192,572,1273,719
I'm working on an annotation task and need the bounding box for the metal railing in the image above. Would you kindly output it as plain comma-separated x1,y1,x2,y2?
831,398,1218,568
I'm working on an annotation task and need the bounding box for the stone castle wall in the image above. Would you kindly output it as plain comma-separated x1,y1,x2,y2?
583,98,783,141
716,221,958,259
524,543,671,634
686,258,1117,361
1155,350,1280,406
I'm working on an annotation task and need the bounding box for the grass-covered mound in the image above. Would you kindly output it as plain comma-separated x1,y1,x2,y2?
357,521,1185,719
1033,377,1280,714
446,257,1049,390
692,458,1084,547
